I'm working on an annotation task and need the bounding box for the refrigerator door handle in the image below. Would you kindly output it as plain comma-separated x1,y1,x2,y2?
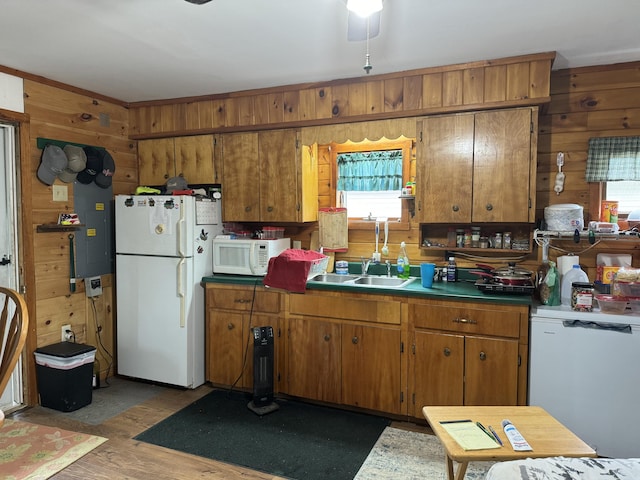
177,257,186,328
177,198,186,257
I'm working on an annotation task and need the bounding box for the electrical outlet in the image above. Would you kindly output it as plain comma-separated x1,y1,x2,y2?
52,185,68,202
61,324,72,342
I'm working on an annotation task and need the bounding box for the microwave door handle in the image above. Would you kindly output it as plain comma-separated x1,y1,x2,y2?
177,257,186,328
249,242,257,274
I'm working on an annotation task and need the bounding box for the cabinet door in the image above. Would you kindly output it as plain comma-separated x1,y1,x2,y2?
413,330,464,411
175,135,216,183
473,108,533,222
464,335,519,405
287,317,341,403
259,129,300,222
415,114,474,223
342,323,403,414
138,138,175,185
207,309,244,386
221,132,260,221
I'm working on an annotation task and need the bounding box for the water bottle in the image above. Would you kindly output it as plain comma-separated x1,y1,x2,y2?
560,264,589,306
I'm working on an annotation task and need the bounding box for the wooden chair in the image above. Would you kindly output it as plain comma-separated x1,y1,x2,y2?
0,287,29,425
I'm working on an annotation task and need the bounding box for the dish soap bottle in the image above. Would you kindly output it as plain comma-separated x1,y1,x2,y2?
446,256,457,282
397,242,410,279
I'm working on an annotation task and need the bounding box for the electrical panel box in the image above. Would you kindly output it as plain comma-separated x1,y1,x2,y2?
85,276,103,297
73,181,113,278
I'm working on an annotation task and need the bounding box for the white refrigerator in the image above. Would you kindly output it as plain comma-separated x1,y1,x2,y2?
115,194,222,388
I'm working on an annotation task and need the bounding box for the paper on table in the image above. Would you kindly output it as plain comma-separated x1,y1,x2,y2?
440,421,501,450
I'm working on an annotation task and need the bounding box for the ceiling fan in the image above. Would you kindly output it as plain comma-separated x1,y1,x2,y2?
184,0,212,4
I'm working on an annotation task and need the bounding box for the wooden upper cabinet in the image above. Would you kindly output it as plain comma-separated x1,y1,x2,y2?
415,107,537,223
138,135,217,186
221,129,318,223
221,132,260,222
174,135,216,183
138,138,175,185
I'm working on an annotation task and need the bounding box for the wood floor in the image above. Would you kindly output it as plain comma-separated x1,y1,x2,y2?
10,381,431,479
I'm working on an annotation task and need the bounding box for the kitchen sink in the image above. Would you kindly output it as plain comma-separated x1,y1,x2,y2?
309,273,361,283
352,276,416,287
307,274,416,288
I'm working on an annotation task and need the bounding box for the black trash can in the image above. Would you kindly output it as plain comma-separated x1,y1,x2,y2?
34,341,96,412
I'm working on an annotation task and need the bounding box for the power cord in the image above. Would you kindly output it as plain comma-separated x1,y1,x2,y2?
90,296,114,387
228,278,260,394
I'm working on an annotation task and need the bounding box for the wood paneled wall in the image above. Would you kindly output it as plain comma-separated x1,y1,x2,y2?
129,52,555,138
23,80,136,387
536,62,640,277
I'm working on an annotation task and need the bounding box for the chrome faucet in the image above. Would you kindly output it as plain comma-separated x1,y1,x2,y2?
361,256,373,275
385,260,391,277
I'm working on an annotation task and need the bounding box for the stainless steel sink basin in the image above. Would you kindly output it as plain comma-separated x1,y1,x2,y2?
308,274,415,288
352,276,416,287
309,273,361,283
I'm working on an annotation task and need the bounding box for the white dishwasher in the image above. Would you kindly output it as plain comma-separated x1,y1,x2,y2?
529,305,640,458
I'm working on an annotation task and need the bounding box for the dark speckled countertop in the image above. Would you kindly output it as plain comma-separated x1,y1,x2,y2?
202,264,533,306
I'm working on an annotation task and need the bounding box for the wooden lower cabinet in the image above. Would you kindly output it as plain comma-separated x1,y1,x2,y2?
205,282,530,420
205,284,282,390
287,290,404,415
409,298,528,419
287,317,341,403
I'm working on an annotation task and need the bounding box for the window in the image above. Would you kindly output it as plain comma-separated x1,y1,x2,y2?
586,136,640,217
329,138,413,224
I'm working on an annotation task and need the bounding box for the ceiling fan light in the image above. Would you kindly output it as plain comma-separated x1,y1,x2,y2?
346,0,383,18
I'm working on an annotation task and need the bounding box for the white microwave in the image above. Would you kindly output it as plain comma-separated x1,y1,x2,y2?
212,237,290,276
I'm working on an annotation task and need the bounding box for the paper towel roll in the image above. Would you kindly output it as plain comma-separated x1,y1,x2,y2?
557,255,580,278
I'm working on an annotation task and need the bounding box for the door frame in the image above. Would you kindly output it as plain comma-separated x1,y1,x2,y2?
1,107,37,406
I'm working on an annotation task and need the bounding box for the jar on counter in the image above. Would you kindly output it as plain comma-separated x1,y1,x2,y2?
479,236,489,249
463,229,472,248
571,282,594,311
456,229,465,248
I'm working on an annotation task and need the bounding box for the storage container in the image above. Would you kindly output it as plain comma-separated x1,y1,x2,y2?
544,204,584,231
34,342,96,412
595,294,628,314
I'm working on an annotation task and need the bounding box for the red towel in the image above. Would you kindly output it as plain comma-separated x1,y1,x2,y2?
263,249,326,293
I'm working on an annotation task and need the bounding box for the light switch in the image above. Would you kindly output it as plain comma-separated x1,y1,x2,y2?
53,185,68,202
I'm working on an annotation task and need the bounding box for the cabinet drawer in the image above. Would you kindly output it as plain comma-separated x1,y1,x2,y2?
206,285,280,313
410,302,521,338
290,293,401,325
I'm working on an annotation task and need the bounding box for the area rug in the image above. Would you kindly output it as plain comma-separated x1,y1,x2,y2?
0,419,107,479
135,389,389,480
39,376,168,425
355,426,494,479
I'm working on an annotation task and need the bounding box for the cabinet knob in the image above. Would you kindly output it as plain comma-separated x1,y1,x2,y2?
486,203,493,211
443,347,451,357
479,351,487,361
227,323,235,330
352,336,359,344
164,173,169,179
324,334,331,342
452,205,459,212
244,206,251,212
267,206,274,212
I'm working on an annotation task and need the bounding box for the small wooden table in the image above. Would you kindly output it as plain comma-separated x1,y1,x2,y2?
423,406,596,480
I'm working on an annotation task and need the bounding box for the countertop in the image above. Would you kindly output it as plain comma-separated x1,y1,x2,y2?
202,268,533,306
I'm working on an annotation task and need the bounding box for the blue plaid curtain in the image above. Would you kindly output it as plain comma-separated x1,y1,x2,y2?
337,150,403,191
586,136,640,181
